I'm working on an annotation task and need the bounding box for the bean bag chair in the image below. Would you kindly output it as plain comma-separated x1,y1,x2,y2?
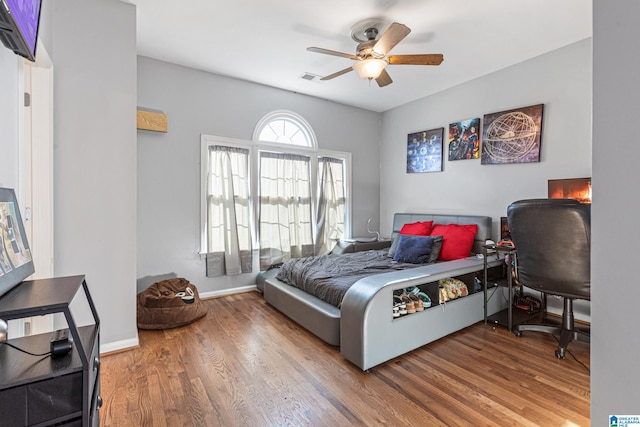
137,278,208,330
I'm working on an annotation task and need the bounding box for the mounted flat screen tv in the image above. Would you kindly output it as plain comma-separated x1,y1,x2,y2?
0,188,34,298
0,0,43,62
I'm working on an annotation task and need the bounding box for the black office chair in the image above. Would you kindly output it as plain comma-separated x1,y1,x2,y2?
507,198,590,359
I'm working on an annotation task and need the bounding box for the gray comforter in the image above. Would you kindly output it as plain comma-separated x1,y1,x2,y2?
275,250,419,307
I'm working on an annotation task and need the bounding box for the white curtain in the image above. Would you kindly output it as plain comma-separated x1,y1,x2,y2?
259,152,313,270
206,146,252,276
315,157,345,255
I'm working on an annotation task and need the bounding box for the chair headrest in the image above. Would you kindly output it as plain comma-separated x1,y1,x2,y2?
507,198,590,300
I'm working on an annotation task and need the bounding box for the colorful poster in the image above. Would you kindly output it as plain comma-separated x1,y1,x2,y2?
448,118,481,161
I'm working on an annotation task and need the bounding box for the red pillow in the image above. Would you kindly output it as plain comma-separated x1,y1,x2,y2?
430,223,478,261
399,221,433,236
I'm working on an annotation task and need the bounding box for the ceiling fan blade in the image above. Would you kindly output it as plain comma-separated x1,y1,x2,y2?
307,47,359,60
373,22,411,56
376,69,393,87
320,66,354,81
387,54,444,66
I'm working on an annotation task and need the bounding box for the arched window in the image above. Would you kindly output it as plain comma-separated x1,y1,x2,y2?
202,111,350,274
253,111,317,148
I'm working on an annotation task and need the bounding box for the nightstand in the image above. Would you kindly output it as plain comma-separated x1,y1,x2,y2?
0,276,100,426
482,243,524,333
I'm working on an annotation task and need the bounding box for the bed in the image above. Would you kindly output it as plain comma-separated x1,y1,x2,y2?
260,213,507,370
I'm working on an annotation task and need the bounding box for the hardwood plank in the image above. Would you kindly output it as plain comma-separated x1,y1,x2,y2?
100,291,590,426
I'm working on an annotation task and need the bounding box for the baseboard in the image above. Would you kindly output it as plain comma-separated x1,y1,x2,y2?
543,309,591,326
200,285,257,300
100,336,139,355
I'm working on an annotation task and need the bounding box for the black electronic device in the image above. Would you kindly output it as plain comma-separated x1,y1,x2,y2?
50,329,72,357
0,0,43,62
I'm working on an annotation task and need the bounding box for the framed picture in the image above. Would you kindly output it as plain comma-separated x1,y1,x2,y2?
0,188,35,298
481,104,544,165
407,128,444,173
448,118,481,160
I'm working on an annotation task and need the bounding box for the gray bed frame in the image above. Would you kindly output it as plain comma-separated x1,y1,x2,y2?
261,213,507,370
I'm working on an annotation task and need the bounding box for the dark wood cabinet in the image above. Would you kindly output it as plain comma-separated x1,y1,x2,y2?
0,276,100,426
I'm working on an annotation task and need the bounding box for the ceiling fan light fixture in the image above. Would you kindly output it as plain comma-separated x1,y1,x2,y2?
352,58,387,80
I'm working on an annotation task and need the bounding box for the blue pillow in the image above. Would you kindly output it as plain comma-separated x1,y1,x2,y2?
393,234,434,264
387,235,400,258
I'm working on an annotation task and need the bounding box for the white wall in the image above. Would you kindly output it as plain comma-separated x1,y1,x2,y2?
379,38,592,238
0,49,22,190
136,57,381,294
51,0,138,351
591,0,640,421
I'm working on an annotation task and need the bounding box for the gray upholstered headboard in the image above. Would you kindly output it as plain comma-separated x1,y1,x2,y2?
391,213,493,255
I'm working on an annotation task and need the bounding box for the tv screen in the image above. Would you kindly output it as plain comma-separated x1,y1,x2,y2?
0,188,35,298
0,0,43,62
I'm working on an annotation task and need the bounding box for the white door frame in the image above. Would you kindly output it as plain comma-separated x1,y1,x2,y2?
10,41,54,337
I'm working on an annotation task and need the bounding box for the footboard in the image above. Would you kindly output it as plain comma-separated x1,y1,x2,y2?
340,256,506,370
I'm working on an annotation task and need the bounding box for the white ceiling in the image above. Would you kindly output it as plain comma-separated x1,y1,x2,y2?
128,0,592,113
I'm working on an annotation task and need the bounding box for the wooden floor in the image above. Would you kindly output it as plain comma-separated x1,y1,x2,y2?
99,291,590,426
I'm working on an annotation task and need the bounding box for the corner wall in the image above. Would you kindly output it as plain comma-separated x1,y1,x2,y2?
136,57,381,295
591,0,640,420
51,0,137,350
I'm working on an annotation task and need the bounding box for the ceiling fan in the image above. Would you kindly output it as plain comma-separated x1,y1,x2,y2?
307,20,443,87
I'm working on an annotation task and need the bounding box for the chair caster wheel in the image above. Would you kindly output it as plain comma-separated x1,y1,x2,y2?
514,331,522,337
555,349,566,359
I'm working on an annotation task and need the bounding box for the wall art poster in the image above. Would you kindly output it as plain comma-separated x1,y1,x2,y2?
481,104,544,165
407,128,444,173
448,118,481,161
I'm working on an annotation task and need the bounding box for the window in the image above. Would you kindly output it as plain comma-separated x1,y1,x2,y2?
201,111,351,274
315,156,346,255
202,142,253,277
254,111,314,147
258,151,314,268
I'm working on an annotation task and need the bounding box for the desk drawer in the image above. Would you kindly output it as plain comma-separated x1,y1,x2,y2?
27,372,82,425
0,386,27,427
